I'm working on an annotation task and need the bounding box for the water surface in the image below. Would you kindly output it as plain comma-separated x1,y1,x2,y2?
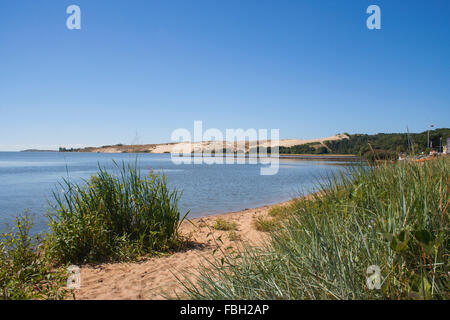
0,152,351,232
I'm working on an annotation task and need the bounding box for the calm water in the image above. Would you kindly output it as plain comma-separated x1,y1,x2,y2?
0,152,351,233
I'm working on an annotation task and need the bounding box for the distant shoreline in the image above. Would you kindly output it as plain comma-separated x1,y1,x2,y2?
279,154,361,161
20,149,58,152
16,150,361,161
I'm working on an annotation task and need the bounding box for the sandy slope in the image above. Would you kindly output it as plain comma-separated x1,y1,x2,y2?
73,201,293,300
76,134,348,154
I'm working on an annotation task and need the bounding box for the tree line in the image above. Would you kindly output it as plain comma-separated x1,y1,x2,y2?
278,128,450,160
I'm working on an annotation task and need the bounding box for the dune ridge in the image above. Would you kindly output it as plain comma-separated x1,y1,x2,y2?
64,134,349,154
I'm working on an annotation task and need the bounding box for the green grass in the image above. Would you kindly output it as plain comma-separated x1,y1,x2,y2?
268,205,292,219
44,161,188,264
253,205,293,232
253,216,281,232
213,218,238,231
181,158,449,300
0,215,69,300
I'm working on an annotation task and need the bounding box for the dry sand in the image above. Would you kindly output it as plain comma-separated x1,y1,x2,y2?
73,200,294,300
77,134,349,154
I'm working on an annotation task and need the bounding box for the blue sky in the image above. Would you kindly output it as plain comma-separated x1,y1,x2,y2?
0,0,449,151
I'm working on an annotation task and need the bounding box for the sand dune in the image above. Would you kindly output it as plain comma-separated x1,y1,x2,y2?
74,134,348,154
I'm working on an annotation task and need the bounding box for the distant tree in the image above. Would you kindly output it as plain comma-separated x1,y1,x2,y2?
279,128,450,159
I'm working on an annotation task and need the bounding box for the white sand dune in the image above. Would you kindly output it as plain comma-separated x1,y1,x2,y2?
82,134,349,154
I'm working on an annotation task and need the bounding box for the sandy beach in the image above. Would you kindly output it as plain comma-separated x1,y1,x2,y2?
73,200,294,300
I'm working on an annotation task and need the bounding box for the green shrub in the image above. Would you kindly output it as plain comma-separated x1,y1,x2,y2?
182,158,449,300
0,215,68,300
45,161,188,264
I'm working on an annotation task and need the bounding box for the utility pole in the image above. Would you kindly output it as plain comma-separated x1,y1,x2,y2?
427,124,435,149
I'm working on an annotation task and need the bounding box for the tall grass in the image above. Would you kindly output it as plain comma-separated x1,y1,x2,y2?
0,215,68,300
181,158,449,299
45,161,188,264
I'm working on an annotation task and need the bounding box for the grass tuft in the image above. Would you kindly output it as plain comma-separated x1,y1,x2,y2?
253,205,293,232
213,218,238,231
44,160,188,264
253,216,281,232
228,231,241,241
268,206,292,219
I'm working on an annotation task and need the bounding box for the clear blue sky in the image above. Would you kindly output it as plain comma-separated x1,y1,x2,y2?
1,0,449,151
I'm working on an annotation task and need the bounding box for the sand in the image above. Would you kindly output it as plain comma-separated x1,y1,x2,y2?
72,200,294,300
75,134,349,154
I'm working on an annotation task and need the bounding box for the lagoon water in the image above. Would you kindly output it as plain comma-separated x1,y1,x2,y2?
0,152,351,233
